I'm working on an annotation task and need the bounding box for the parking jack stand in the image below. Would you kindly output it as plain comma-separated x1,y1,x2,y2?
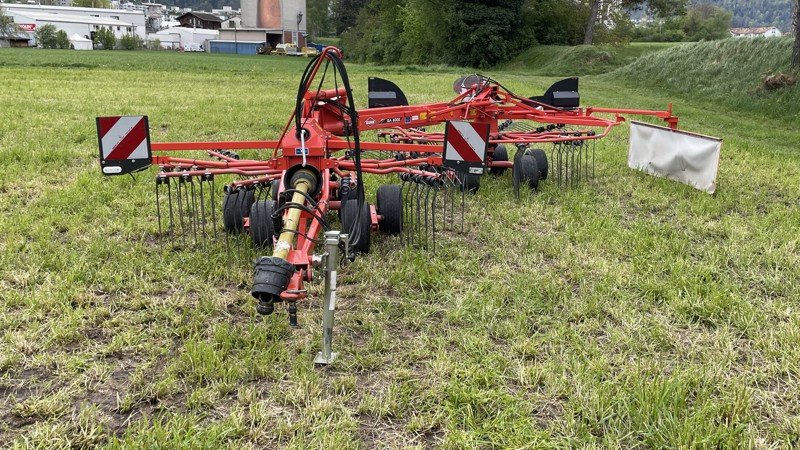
314,230,343,365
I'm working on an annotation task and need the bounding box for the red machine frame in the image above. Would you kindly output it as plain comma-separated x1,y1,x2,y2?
108,47,680,315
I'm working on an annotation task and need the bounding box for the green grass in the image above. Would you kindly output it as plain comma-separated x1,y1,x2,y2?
1,48,800,448
610,38,800,120
502,42,677,76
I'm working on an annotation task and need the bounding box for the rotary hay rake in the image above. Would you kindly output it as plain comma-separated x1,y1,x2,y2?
97,47,681,363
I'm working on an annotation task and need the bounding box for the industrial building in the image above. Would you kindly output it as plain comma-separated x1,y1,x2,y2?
150,26,218,50
0,2,146,46
218,0,306,52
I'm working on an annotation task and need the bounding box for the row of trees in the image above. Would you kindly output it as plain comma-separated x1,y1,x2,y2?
308,0,800,68
33,24,146,50
631,4,733,42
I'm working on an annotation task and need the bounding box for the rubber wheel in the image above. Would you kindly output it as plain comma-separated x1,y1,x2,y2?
341,199,371,254
223,190,244,233
459,173,480,193
270,179,280,202
489,144,508,176
250,200,276,248
529,148,549,180
376,184,403,235
240,189,255,217
519,153,540,191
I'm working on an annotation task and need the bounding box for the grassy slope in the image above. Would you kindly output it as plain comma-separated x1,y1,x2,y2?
502,42,676,76
1,49,799,448
610,37,800,120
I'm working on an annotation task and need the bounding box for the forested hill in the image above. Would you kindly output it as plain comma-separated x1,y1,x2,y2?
692,0,793,30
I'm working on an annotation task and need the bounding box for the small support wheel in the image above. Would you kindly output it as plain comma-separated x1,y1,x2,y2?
341,199,371,254
515,152,540,191
223,190,244,233
489,144,508,176
270,179,280,202
250,200,276,248
376,184,403,235
529,148,549,180
459,173,480,193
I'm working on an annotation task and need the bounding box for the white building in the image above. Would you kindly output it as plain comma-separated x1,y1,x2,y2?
152,26,217,50
730,27,782,38
0,3,145,39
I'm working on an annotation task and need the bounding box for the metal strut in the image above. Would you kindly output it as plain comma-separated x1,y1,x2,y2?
314,230,346,365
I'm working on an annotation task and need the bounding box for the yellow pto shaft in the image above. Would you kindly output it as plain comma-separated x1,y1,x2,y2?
272,178,311,260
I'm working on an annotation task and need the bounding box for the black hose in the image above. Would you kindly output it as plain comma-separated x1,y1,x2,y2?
293,50,364,254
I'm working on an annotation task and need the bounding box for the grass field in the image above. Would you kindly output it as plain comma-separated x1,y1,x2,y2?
1,47,799,448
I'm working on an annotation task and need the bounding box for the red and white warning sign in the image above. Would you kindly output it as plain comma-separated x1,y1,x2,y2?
442,120,489,174
96,115,152,175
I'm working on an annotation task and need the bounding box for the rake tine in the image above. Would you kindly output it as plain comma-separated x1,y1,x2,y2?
165,176,175,245
431,183,438,253
423,183,430,250
199,175,207,243
235,187,244,261
401,178,410,246
449,174,456,232
558,142,564,188
176,176,186,248
208,175,217,239
155,176,163,245
187,174,198,246
409,181,417,247
460,173,465,234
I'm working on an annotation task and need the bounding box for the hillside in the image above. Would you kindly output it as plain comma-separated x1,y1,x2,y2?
610,37,799,119
502,43,676,76
692,0,793,30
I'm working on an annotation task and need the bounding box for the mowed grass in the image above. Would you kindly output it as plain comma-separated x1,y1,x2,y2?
1,49,799,448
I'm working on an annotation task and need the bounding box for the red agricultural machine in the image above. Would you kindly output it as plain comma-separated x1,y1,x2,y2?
97,47,682,363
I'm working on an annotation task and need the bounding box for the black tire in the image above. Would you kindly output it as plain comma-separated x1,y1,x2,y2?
519,153,540,191
223,190,244,233
459,173,480,193
489,144,509,176
270,179,280,202
250,200,276,248
341,199,371,254
376,184,403,235
529,148,549,180
240,189,256,217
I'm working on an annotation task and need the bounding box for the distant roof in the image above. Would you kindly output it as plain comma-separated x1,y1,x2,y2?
70,33,92,42
209,40,266,44
0,2,143,16
176,11,222,22
730,27,778,35
11,11,133,27
155,26,219,36
219,27,282,32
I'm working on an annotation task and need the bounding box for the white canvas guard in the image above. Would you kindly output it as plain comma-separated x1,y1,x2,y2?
628,121,722,194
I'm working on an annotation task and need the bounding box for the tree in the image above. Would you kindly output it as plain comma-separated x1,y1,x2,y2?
94,27,116,50
332,0,368,35
119,33,143,50
682,4,732,41
54,29,70,49
1,9,18,38
35,24,59,48
793,0,799,68
584,0,601,44
308,0,333,38
584,0,687,44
